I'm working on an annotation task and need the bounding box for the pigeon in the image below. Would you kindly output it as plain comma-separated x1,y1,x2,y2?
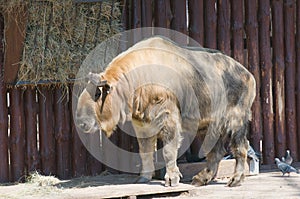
222,145,261,161
247,145,260,162
275,158,299,176
281,150,293,165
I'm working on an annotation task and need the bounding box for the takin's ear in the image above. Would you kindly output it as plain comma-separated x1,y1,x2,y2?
88,72,102,85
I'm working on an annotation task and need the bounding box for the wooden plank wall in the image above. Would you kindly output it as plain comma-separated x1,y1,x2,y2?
0,0,300,183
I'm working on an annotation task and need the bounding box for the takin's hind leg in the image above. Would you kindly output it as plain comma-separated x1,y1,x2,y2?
160,111,183,187
161,131,183,187
191,137,226,186
227,124,249,187
136,136,157,183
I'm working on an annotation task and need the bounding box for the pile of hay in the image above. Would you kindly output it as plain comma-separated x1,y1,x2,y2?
1,0,122,85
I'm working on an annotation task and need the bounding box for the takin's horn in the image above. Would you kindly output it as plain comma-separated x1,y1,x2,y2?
88,72,101,85
88,72,108,87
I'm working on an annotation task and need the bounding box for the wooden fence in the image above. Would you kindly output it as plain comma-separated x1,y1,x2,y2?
0,0,300,183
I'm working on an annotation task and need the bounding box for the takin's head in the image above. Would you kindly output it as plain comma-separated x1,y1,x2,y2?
75,72,119,137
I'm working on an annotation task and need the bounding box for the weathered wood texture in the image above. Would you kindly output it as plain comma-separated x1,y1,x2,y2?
9,88,26,182
24,88,40,172
272,0,286,159
231,0,244,65
258,0,275,165
0,14,9,183
283,0,298,161
1,0,300,183
245,0,262,153
38,87,56,176
3,6,27,84
296,0,300,158
204,0,217,49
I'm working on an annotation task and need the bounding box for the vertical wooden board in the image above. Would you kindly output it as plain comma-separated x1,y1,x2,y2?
117,128,132,174
170,0,187,34
87,131,104,176
0,13,9,183
283,0,298,161
9,88,26,182
188,0,204,46
121,0,130,30
296,0,300,158
153,0,172,28
54,88,72,179
131,0,142,43
141,0,153,38
217,0,231,56
245,0,262,152
3,6,27,84
231,0,244,65
38,86,56,176
271,0,286,159
24,88,40,172
141,0,153,27
70,85,88,177
204,0,217,49
103,130,120,174
258,0,275,164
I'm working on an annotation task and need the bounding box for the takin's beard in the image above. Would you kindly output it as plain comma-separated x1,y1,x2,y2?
94,95,119,137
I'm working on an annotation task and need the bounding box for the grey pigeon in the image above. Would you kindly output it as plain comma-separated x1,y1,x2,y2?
247,145,260,162
281,150,293,165
275,158,299,176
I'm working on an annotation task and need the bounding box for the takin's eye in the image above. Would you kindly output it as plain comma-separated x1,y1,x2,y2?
86,82,101,102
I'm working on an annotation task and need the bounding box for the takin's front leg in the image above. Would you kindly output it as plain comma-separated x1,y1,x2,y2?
191,137,226,186
227,124,249,187
136,136,157,183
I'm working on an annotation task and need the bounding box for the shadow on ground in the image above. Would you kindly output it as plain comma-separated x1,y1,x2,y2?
55,174,141,188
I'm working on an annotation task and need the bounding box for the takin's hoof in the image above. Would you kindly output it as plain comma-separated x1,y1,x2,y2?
191,175,210,186
191,170,214,186
135,176,151,184
164,171,182,187
227,173,245,187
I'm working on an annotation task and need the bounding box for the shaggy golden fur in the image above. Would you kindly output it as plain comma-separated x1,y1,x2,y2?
76,36,256,187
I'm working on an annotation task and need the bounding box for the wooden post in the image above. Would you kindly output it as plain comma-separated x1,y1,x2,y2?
24,88,40,172
283,0,298,161
70,85,88,177
188,0,204,46
217,0,231,56
131,0,142,43
87,131,104,176
9,88,26,182
231,0,244,65
296,0,300,159
0,14,9,183
258,0,275,164
121,0,130,30
188,0,205,155
3,6,27,84
272,0,286,159
245,0,262,152
141,0,152,27
170,0,187,34
204,0,217,49
154,0,172,28
38,86,56,176
54,88,72,179
141,0,153,38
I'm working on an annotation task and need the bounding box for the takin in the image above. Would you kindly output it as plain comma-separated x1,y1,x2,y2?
75,36,256,187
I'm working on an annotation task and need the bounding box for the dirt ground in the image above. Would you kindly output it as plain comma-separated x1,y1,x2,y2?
0,170,299,199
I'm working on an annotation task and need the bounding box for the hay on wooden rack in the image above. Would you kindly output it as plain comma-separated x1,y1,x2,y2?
0,0,122,86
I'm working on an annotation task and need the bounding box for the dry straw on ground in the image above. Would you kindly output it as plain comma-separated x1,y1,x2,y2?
0,0,122,86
